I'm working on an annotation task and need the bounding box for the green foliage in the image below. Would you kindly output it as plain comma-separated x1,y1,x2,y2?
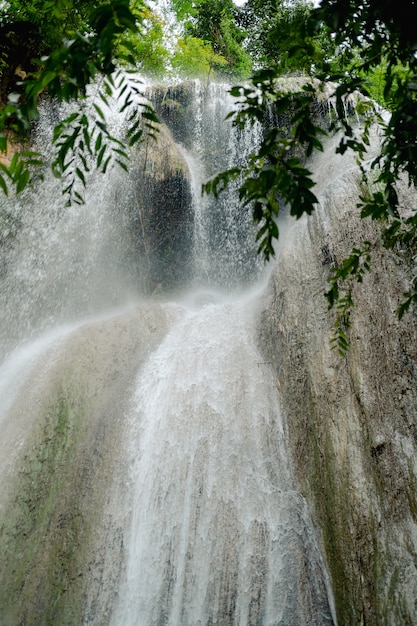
121,6,170,77
0,0,160,201
325,242,372,356
0,0,254,200
205,77,325,258
0,0,97,51
213,10,251,78
238,0,330,74
170,0,196,22
50,70,158,205
50,75,136,204
172,36,227,79
0,150,43,196
2,0,417,354
184,0,252,78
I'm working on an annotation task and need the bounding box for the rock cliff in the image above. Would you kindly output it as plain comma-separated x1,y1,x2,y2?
0,304,169,625
258,134,417,625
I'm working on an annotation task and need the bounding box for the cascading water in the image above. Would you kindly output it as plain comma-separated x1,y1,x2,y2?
0,80,336,625
151,81,264,289
112,296,335,625
0,132,142,360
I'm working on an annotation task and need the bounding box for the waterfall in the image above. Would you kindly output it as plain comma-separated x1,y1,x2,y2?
0,151,143,361
112,296,335,625
150,80,264,289
0,81,336,625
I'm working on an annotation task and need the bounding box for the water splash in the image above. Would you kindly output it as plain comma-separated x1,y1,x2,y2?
112,298,335,625
0,137,142,361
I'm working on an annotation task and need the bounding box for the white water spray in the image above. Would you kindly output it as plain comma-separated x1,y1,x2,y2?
112,297,335,625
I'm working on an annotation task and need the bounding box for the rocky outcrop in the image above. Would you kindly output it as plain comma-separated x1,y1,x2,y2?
150,82,198,149
128,118,193,293
0,304,169,625
258,138,417,625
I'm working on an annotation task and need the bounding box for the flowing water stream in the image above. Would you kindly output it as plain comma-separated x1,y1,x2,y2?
111,294,335,625
0,81,336,625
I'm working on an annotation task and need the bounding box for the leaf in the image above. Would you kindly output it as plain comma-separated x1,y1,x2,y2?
73,190,85,205
99,92,110,108
126,118,141,138
397,294,413,320
0,174,8,195
8,153,19,175
80,154,90,172
16,169,30,194
97,145,107,168
40,70,57,89
75,167,86,186
115,159,128,172
95,133,103,152
102,155,112,174
112,148,128,159
94,103,106,121
119,97,133,113
128,130,143,146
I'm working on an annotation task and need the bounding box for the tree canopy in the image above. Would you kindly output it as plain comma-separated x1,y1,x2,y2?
182,0,251,78
0,0,162,202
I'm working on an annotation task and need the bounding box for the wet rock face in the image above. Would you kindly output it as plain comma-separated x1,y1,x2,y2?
128,121,194,294
0,304,169,626
150,83,197,149
258,156,417,625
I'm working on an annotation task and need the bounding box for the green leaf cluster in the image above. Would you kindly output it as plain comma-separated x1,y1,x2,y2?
49,71,158,205
0,150,43,197
2,0,417,352
0,0,159,199
206,78,325,258
237,0,330,74
183,0,252,79
325,242,372,356
172,36,227,79
121,7,170,77
0,0,255,198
